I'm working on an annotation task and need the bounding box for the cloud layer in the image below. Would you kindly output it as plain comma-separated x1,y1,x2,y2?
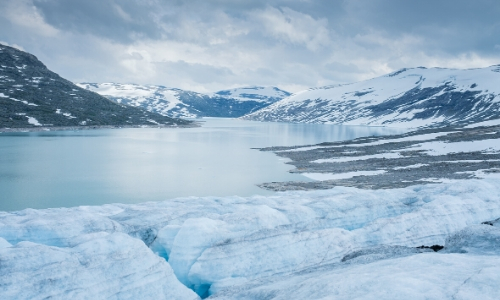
1,0,499,92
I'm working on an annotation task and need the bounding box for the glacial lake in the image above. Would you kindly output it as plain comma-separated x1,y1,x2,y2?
0,118,406,211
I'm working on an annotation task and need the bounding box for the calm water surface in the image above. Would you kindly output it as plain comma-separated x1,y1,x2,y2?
0,118,406,211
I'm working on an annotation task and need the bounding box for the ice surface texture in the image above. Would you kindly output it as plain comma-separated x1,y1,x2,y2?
1,177,500,298
210,252,500,300
0,233,198,299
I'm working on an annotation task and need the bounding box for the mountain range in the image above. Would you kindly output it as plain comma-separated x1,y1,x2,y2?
243,65,500,128
4,42,500,130
0,44,190,129
76,83,290,118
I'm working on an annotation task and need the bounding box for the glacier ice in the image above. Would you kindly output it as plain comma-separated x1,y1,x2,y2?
1,176,500,298
445,224,500,255
209,252,500,300
0,237,11,248
0,233,198,299
0,208,124,247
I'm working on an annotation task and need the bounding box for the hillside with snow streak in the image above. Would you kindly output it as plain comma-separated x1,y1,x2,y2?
243,65,500,128
0,44,189,129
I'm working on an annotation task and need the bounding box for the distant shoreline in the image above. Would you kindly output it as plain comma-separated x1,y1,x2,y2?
0,123,201,133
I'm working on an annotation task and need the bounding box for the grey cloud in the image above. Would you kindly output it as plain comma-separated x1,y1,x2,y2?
323,62,361,74
1,0,499,93
343,0,500,55
31,0,499,56
129,52,144,60
155,60,235,85
345,0,500,32
32,0,163,43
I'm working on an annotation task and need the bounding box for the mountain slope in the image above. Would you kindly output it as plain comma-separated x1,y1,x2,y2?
243,66,500,128
0,44,190,129
76,83,290,118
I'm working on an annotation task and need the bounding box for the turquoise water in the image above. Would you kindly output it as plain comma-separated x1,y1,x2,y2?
0,119,405,211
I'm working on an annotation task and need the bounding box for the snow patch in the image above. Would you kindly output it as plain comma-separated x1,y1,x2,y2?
394,163,429,170
313,152,401,163
10,97,38,106
302,170,387,180
465,118,500,128
26,116,41,126
407,139,500,156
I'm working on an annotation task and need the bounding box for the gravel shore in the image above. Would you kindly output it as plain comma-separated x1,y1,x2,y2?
259,124,500,190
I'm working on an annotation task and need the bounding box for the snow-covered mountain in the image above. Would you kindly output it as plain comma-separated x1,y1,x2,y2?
243,65,500,128
76,83,290,118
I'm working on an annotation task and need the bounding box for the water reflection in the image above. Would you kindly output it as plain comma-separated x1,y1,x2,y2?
0,119,406,211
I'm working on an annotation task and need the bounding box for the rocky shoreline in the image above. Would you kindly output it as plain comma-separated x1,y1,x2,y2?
259,124,500,190
0,122,201,133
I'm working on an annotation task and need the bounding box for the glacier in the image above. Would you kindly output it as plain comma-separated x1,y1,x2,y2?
2,175,500,299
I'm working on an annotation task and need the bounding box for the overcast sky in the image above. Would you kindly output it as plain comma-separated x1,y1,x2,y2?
1,0,499,93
